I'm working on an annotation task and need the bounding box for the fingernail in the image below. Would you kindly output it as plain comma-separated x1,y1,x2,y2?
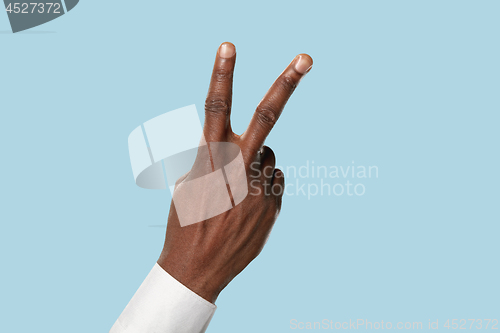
294,54,313,74
219,42,236,59
275,170,283,178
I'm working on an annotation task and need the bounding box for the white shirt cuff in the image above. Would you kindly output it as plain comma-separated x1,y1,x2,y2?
110,263,216,333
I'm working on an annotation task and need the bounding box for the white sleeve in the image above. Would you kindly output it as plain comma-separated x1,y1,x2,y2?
110,263,217,333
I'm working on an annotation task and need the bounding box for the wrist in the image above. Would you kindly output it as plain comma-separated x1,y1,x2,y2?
157,253,221,304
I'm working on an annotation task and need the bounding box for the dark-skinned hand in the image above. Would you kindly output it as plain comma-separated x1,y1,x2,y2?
158,42,313,303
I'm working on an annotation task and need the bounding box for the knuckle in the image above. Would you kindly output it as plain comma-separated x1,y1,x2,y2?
256,105,279,127
274,168,284,181
212,68,233,83
278,75,297,93
263,146,276,160
205,95,231,116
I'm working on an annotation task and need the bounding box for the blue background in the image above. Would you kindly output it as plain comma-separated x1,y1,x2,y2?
1,1,498,332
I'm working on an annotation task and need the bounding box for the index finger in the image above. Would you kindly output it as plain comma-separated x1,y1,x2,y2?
242,54,313,152
204,42,237,142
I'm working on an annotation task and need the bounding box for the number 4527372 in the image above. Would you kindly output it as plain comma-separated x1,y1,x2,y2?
5,3,61,14
443,319,498,330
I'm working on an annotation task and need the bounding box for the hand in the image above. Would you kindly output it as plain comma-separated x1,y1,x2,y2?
157,42,313,303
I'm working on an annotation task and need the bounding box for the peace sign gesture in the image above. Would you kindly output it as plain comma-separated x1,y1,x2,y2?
204,42,313,155
158,42,313,304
